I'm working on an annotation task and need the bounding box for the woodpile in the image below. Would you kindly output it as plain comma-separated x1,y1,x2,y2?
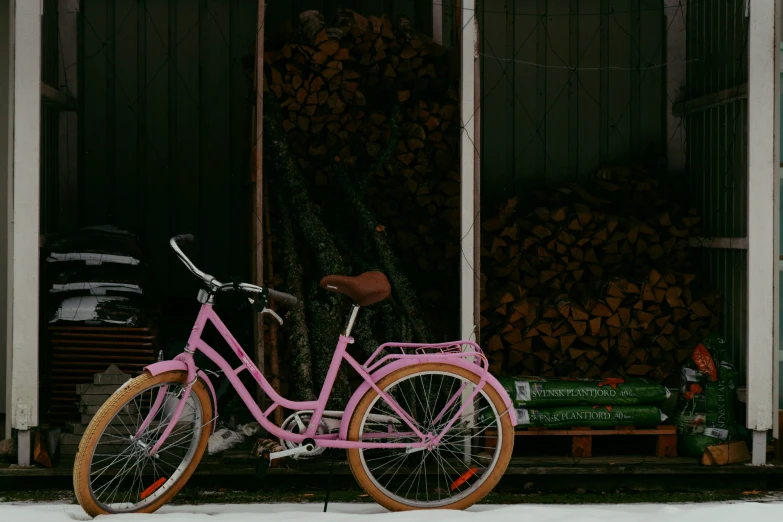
263,9,461,337
481,165,720,385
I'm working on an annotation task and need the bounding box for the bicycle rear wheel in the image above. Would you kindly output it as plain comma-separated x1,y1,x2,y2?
73,371,213,516
346,363,514,511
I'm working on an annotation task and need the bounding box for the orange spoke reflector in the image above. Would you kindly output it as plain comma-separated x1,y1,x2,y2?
140,477,168,500
450,467,478,491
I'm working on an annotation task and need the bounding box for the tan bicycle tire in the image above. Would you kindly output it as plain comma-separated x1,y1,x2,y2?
73,370,213,516
346,363,514,511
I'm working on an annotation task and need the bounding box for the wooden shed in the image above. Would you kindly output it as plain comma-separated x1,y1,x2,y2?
0,0,780,468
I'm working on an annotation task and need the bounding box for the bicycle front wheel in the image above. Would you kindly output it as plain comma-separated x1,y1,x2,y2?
346,363,514,511
73,370,213,516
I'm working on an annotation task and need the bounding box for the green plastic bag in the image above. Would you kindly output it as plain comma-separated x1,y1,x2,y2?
498,376,670,408
675,333,738,457
514,405,667,429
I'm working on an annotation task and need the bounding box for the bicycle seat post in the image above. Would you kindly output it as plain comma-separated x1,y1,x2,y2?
343,304,360,337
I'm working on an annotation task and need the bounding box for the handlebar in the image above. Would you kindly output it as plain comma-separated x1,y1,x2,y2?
170,235,297,307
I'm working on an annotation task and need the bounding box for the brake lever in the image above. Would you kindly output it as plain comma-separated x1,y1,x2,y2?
262,307,284,325
248,296,284,325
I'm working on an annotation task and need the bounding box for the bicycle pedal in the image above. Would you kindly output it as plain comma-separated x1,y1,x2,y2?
255,450,271,480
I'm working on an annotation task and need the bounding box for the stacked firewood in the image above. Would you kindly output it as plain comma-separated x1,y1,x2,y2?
263,9,461,325
481,165,720,385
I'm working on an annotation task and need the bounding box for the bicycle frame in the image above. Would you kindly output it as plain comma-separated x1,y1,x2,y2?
142,301,502,456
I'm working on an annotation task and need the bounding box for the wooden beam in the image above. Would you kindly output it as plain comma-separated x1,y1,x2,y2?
0,0,11,437
9,0,42,465
672,83,748,117
746,0,778,465
689,237,748,249
252,0,265,409
460,0,477,343
57,0,79,233
459,0,478,463
473,16,480,343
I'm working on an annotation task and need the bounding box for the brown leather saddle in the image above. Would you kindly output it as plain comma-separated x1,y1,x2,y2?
320,271,391,306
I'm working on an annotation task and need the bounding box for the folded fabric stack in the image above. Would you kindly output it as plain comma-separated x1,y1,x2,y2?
497,376,670,429
47,226,148,326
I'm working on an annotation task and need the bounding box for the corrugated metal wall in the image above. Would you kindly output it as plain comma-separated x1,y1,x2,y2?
478,0,665,204
76,0,435,297
685,0,748,380
78,0,258,296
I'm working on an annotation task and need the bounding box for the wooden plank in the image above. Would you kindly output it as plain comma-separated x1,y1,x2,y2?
689,236,749,249
534,0,547,184
746,0,777,463
513,427,675,436
145,0,171,290
113,0,139,234
607,0,630,163
628,0,640,159
567,0,579,179
513,0,539,191
665,0,686,171
544,0,570,184
578,0,601,178
172,0,201,293
57,0,80,232
81,0,109,225
480,0,510,201
10,0,42,454
672,83,748,116
639,0,663,162
460,0,477,342
0,0,9,429
657,430,677,457
572,426,592,457
229,0,255,284
199,0,231,282
488,426,676,436
598,0,609,163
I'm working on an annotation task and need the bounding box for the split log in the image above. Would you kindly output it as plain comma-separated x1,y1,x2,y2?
479,165,719,385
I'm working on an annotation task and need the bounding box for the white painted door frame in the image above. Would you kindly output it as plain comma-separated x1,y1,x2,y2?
747,0,780,465
6,0,41,466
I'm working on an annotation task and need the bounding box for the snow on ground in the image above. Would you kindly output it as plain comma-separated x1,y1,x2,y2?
2,501,783,522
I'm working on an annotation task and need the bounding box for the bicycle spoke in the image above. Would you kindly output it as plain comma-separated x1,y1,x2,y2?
357,369,504,508
85,380,204,512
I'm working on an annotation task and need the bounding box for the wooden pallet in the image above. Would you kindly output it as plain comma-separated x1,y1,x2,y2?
45,326,157,424
486,425,677,458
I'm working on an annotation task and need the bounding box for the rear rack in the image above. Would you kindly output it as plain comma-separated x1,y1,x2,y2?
363,340,487,374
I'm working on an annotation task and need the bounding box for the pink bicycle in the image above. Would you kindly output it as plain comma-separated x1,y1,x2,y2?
73,235,516,514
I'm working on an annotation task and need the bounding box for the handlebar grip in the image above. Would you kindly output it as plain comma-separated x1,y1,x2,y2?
268,289,298,307
174,234,195,244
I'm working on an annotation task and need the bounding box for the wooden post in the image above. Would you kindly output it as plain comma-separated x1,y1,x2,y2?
57,0,78,232
656,425,677,457
571,426,592,458
9,0,42,465
459,0,478,464
746,0,779,465
0,0,11,439
252,0,266,408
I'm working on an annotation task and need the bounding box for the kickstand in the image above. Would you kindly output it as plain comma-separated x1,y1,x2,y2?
323,453,337,513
